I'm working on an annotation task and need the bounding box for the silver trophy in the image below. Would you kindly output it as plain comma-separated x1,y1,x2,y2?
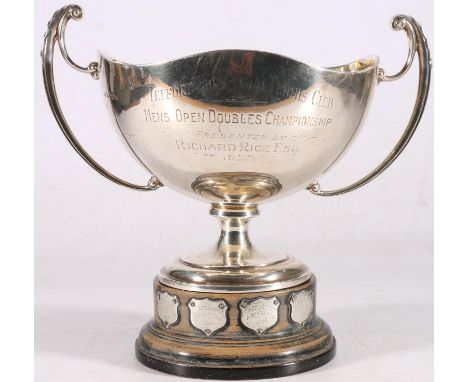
42,5,430,379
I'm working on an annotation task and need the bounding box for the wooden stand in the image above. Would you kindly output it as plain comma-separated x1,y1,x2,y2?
135,277,335,379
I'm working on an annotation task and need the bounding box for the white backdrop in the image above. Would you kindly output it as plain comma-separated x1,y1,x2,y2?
35,1,433,381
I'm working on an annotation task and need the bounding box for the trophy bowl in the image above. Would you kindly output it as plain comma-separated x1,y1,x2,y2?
100,49,378,204
42,5,430,380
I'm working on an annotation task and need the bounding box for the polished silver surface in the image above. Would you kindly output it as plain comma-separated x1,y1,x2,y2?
308,15,431,196
156,291,179,328
289,290,314,326
101,49,377,203
239,297,280,334
56,6,99,78
188,298,229,336
158,203,312,293
42,5,162,191
42,6,431,294
159,257,311,293
378,16,416,83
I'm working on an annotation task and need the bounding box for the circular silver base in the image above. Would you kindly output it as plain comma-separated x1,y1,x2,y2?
159,254,311,293
159,202,311,293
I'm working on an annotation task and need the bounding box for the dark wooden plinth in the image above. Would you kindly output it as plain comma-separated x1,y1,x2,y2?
135,278,335,379
136,335,336,379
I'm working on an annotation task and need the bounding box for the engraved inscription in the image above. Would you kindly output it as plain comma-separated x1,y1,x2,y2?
147,82,333,107
239,297,280,334
156,291,179,329
265,111,332,127
141,107,334,128
121,79,339,163
150,85,188,102
137,85,336,163
311,89,334,108
144,109,170,123
289,289,314,325
174,140,299,156
188,298,228,336
148,79,311,104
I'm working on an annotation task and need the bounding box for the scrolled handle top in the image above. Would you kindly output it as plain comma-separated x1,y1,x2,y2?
378,15,419,83
46,4,100,79
63,3,82,19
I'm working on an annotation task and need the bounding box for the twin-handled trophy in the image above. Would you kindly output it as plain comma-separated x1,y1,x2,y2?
42,5,431,379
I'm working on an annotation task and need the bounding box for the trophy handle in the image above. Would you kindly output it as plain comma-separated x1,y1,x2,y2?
41,5,163,191
307,15,431,197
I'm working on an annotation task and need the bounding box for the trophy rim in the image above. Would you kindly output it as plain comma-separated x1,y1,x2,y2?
98,48,380,205
98,48,379,75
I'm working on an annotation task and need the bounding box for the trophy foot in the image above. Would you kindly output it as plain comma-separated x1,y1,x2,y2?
135,332,335,380
136,203,334,378
135,277,335,379
159,203,311,292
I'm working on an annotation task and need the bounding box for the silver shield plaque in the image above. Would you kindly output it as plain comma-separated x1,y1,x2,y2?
239,297,279,334
289,289,314,325
156,291,180,328
188,298,228,336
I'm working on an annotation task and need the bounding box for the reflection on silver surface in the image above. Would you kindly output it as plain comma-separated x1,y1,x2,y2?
289,289,314,326
42,6,431,294
192,172,282,204
239,297,280,334
156,291,180,328
188,298,229,336
101,49,377,202
309,15,431,196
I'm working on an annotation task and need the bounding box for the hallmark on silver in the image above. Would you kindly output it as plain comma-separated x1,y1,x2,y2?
188,298,228,336
239,296,279,334
289,289,314,325
156,291,180,329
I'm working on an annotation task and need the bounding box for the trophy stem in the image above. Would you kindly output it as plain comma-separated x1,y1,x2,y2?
159,202,311,291
211,203,258,266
